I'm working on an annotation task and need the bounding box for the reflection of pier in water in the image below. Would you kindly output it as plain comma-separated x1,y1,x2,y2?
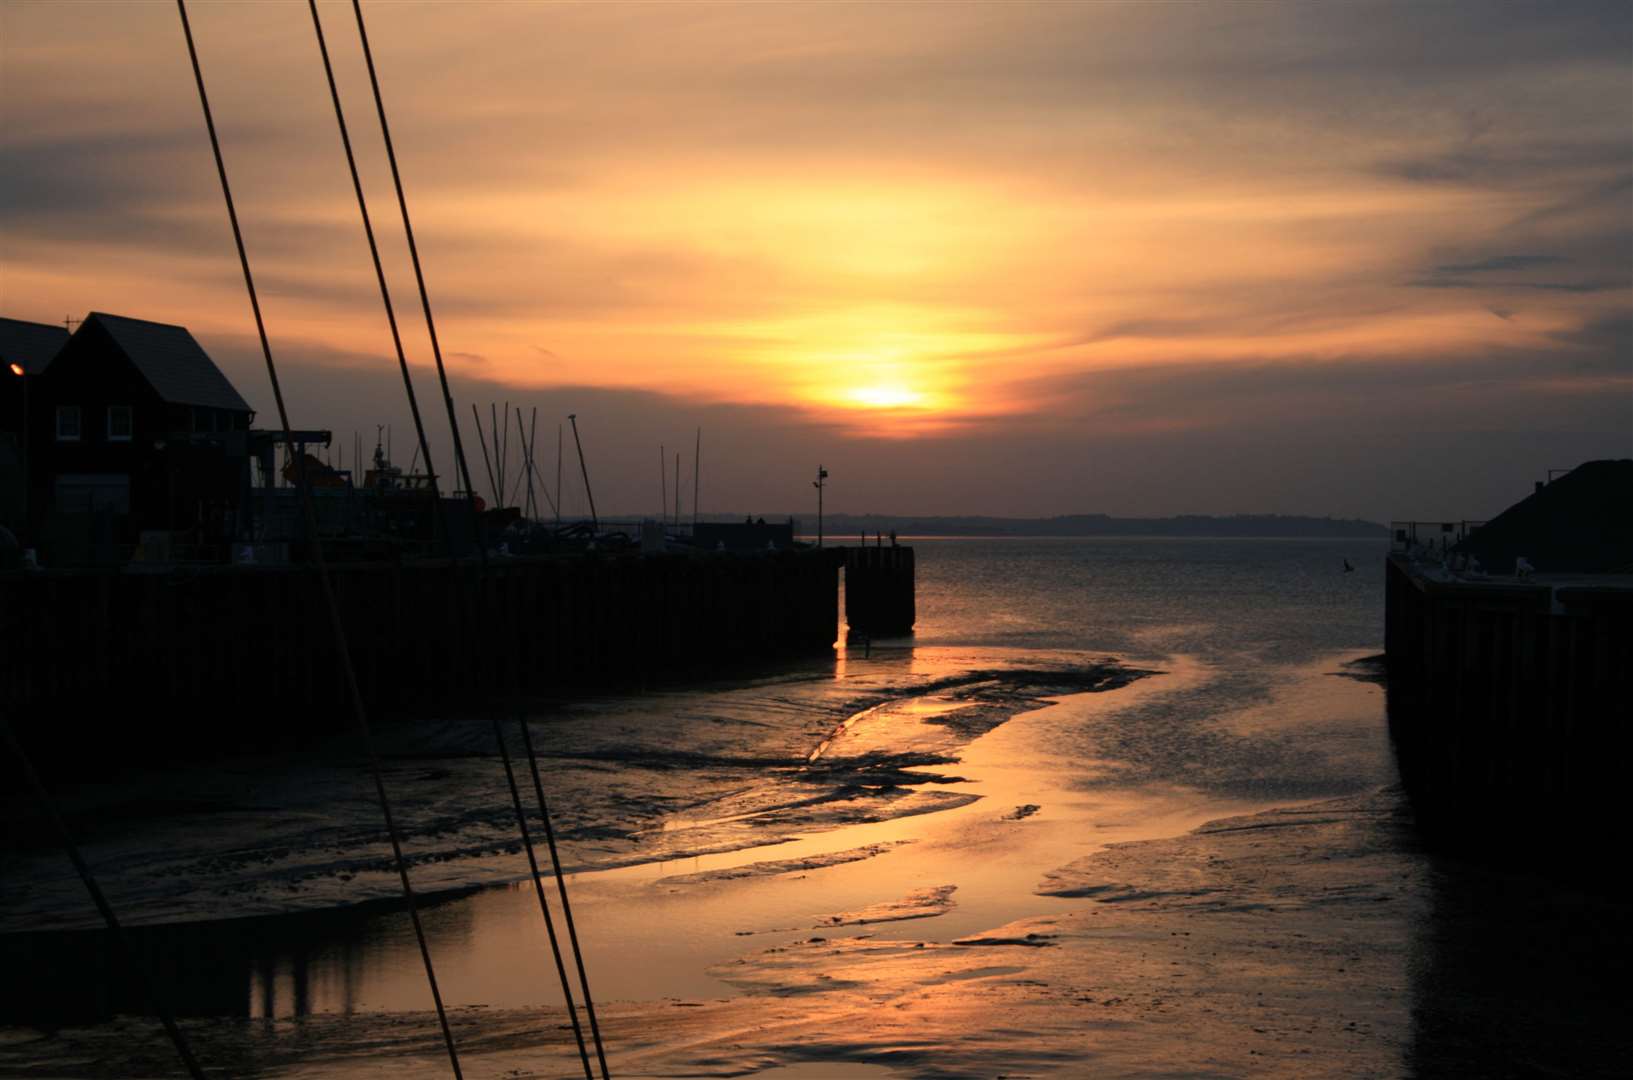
0,891,477,1024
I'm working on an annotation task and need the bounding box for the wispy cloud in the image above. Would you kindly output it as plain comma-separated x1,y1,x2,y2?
1,0,1627,518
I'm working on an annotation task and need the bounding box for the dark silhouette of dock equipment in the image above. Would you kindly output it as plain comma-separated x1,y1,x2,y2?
1383,459,1632,869
843,542,915,637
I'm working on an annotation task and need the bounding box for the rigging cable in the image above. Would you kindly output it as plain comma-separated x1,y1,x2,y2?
492,717,596,1079
350,2,612,1073
308,0,597,1069
175,3,463,1075
304,0,447,549
339,2,614,1071
0,720,206,1079
348,0,483,536
519,711,611,1080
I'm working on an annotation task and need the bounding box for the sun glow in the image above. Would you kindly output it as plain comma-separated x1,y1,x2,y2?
849,384,924,409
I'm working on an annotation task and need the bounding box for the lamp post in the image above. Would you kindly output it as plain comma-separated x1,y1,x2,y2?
812,465,828,547
8,361,26,534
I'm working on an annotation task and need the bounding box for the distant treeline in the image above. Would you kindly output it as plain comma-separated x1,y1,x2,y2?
807,513,1388,538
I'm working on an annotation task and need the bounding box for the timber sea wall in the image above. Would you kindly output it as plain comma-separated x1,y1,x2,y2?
842,544,915,637
1383,553,1633,862
2,550,853,761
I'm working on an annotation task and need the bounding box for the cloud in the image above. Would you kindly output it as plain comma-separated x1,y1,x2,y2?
1408,278,1620,293
1547,314,1633,354
1431,254,1564,274
2,0,1628,520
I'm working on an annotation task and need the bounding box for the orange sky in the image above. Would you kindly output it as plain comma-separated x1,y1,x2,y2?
2,1,1628,518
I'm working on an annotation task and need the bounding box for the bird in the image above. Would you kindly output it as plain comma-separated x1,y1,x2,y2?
1342,558,1355,573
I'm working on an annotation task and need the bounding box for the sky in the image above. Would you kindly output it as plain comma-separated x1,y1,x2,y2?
2,0,1629,523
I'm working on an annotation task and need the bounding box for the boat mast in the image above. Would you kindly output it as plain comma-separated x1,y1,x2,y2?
568,413,597,531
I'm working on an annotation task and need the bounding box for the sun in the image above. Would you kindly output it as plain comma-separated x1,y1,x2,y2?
848,384,924,409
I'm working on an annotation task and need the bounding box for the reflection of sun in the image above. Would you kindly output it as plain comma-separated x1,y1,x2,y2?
849,384,923,409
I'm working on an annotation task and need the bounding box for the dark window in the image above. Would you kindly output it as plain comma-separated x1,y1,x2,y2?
108,405,133,441
56,405,81,441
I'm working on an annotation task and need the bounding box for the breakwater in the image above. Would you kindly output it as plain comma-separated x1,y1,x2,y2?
843,544,915,636
2,550,850,760
1383,553,1632,861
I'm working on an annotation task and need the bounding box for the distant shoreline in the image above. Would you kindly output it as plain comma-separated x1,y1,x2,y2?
785,513,1387,539
597,513,1389,538
797,533,1389,542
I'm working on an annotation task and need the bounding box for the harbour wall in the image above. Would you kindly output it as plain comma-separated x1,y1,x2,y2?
1383,554,1632,862
842,544,915,637
3,549,862,763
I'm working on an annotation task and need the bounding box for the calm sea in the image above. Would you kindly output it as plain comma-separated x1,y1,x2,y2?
900,534,1387,662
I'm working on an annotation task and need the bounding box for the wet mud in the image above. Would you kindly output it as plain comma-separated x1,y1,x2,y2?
4,643,1623,1077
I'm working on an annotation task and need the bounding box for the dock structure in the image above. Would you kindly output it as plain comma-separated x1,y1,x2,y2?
1,550,842,762
1383,460,1632,864
843,543,915,637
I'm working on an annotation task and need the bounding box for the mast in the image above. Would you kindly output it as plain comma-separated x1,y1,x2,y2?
568,413,597,532
499,399,510,508
471,403,498,507
519,406,538,520
490,402,503,508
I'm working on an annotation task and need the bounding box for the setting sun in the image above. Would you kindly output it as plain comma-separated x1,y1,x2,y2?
849,384,923,409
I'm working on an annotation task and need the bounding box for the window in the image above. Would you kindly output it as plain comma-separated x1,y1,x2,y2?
108,405,133,441
56,405,81,441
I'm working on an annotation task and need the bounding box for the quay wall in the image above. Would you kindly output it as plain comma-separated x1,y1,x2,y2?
843,545,915,636
2,550,842,761
1383,554,1632,860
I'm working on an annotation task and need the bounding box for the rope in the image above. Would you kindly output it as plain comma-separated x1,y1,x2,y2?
492,717,595,1078
349,0,484,536
346,8,610,1075
175,5,463,1075
0,718,207,1079
305,0,448,552
518,713,611,1079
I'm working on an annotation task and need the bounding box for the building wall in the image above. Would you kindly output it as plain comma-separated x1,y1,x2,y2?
23,321,250,553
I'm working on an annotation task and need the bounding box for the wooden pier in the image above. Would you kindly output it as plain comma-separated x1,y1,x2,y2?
1383,553,1632,862
2,551,844,757
842,544,915,637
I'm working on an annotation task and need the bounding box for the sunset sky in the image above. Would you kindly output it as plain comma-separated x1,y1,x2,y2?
2,0,1628,522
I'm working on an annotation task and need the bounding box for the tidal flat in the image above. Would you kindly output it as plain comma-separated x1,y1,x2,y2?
3,539,1624,1076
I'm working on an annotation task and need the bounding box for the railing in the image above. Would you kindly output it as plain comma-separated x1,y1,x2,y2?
1389,520,1487,555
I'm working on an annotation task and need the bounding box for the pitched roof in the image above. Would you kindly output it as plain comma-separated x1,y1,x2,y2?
0,317,70,375
1455,459,1633,574
84,312,253,412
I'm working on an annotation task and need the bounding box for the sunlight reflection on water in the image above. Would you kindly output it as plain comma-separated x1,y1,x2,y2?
4,536,1394,1028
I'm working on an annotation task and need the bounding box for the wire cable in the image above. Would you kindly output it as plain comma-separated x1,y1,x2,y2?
315,0,592,1061
492,716,596,1078
305,0,449,551
0,717,207,1079
349,8,612,1074
518,712,611,1078
176,4,462,1074
350,0,484,539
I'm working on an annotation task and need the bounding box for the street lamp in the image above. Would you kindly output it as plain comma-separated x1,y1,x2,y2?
812,465,828,548
8,362,26,533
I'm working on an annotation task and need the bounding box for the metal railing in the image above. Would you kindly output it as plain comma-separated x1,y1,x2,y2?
1389,520,1488,555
